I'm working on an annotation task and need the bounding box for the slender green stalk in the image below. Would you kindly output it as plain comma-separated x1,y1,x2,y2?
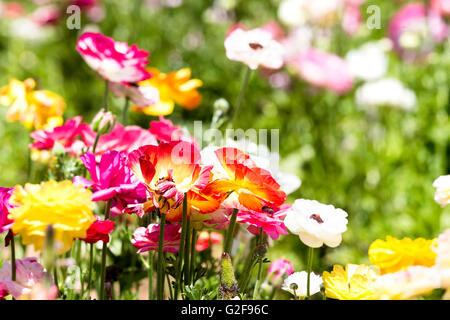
10,234,16,281
99,199,112,300
148,251,153,300
183,218,191,286
189,229,197,285
223,208,238,254
87,243,94,299
237,237,256,291
122,97,130,126
306,246,314,299
230,66,252,128
157,211,167,300
252,228,264,300
103,79,109,111
92,131,101,154
175,195,188,297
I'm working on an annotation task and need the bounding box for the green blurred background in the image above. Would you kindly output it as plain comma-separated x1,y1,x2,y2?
0,0,449,274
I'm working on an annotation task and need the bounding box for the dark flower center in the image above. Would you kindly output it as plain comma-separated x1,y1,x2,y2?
309,214,324,224
249,42,264,50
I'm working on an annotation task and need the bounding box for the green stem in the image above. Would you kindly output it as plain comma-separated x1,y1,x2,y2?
92,131,101,154
306,246,314,299
103,79,109,111
10,234,16,281
148,251,153,300
252,228,264,300
87,243,94,299
122,97,130,126
175,195,188,297
183,217,191,286
99,199,112,300
157,211,167,300
189,229,197,285
230,66,252,128
223,208,238,254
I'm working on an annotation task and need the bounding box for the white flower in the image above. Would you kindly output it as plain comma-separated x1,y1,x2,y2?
345,39,392,81
355,78,417,111
278,0,307,27
281,271,323,297
284,199,348,248
224,28,285,70
433,175,450,207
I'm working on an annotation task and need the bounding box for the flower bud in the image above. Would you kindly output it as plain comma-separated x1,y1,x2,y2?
92,109,115,134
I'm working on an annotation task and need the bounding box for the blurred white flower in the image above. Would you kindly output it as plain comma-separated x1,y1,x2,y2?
433,175,450,207
278,0,306,27
355,78,417,111
9,17,53,41
281,271,323,297
284,199,348,248
278,0,342,27
345,39,392,81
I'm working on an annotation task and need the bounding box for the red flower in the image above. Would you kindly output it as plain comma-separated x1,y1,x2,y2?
80,216,115,244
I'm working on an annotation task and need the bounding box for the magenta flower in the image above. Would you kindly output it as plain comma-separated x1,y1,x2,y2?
73,151,147,216
237,204,291,240
0,187,15,234
148,116,195,144
291,48,353,94
76,32,151,83
224,27,285,70
132,223,181,253
268,258,294,282
0,257,47,299
29,116,91,155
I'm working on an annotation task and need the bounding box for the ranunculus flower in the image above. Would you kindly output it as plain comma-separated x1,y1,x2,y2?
268,258,294,282
284,199,348,248
79,216,115,244
73,151,147,216
433,175,450,207
9,180,95,254
76,32,151,83
132,223,181,253
129,141,217,222
290,48,353,94
322,264,379,300
149,116,192,143
108,81,160,108
0,257,47,299
195,231,223,252
132,68,202,116
237,204,290,240
0,78,65,130
224,27,285,70
0,187,15,234
368,236,437,274
281,271,323,297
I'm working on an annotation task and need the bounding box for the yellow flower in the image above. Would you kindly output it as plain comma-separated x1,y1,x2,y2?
9,180,95,254
368,236,437,274
323,264,380,300
132,68,202,116
0,78,65,130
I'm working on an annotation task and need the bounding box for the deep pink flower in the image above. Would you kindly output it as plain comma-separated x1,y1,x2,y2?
82,123,158,156
237,204,291,240
29,116,91,155
0,187,15,234
73,151,147,216
389,3,448,59
268,258,294,281
131,223,181,253
291,48,353,94
149,116,195,143
76,32,151,83
0,257,47,299
80,216,115,244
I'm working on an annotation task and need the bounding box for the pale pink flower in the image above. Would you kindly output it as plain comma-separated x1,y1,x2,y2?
224,27,285,70
76,32,151,83
268,258,294,281
30,5,61,26
108,82,160,107
132,223,181,253
431,0,450,16
291,48,353,94
0,257,47,299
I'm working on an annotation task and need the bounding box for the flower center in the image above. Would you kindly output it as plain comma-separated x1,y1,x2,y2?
249,42,264,50
262,206,274,214
309,214,324,224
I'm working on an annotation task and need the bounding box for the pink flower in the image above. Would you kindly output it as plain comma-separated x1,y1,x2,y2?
73,151,147,216
131,223,181,253
431,0,450,16
31,5,61,26
0,187,15,234
224,27,285,70
82,122,158,156
291,48,353,94
0,257,47,299
389,3,448,59
108,81,160,107
148,116,195,143
268,258,294,281
29,116,91,155
237,204,291,240
80,216,115,244
342,3,362,36
76,32,152,83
